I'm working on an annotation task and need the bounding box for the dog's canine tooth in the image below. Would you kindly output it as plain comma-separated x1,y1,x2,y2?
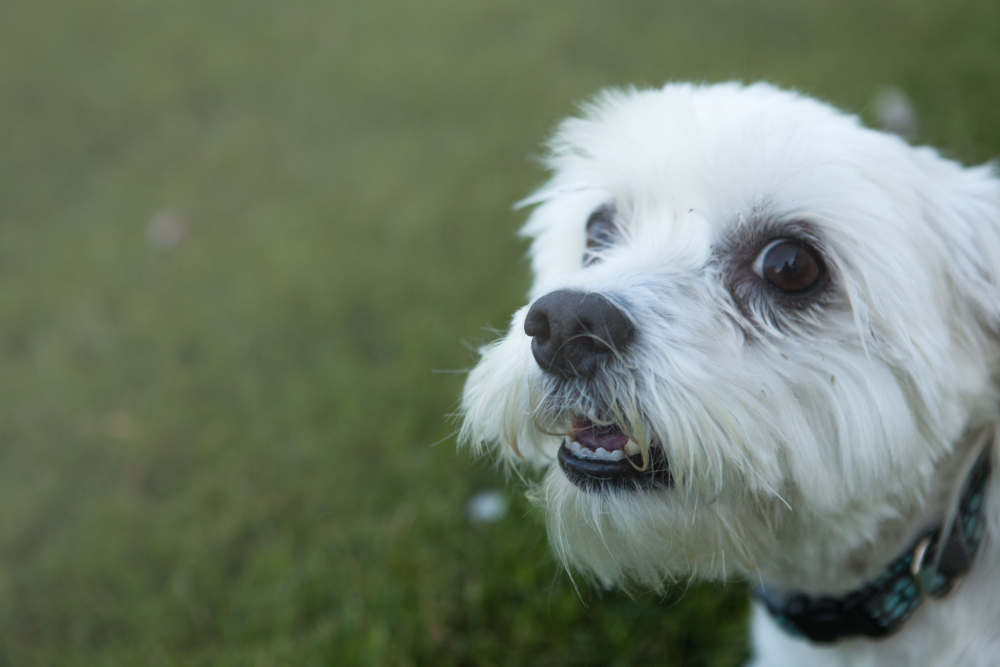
624,440,640,456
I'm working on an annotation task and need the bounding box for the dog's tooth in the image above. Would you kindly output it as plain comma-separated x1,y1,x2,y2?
625,440,640,456
565,439,630,462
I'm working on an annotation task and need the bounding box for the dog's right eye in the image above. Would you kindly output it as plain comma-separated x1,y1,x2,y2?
584,206,618,266
753,238,825,293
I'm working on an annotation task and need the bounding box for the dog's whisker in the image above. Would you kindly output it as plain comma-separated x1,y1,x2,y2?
425,428,460,449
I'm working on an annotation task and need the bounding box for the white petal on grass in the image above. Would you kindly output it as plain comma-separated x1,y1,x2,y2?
872,86,918,140
147,210,188,250
467,490,509,523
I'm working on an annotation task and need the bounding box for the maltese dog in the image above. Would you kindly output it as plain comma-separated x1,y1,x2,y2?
461,82,1000,665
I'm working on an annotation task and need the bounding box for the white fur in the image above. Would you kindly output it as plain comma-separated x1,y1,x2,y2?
460,82,1000,665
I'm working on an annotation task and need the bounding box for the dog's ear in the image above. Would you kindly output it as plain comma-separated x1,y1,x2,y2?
925,155,1000,330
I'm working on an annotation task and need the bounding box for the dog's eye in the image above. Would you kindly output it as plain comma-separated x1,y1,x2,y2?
584,206,618,266
753,239,824,292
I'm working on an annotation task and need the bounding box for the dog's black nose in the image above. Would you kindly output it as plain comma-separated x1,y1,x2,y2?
523,289,635,379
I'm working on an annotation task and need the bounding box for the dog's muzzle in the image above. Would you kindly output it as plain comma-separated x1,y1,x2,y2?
525,290,671,491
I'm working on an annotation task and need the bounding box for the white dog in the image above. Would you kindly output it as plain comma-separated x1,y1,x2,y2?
460,82,1000,665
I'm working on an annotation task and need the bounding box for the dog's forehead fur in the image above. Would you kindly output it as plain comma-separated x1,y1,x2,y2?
460,82,1000,659
537,81,872,211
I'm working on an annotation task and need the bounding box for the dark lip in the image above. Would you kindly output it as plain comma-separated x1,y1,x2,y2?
557,439,672,492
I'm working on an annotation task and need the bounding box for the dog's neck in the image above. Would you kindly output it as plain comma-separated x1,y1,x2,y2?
754,441,991,643
752,426,993,596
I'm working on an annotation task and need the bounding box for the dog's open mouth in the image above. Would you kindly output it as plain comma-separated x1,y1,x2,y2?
557,417,672,491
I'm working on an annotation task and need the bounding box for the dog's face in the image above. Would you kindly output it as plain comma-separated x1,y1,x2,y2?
461,82,1000,591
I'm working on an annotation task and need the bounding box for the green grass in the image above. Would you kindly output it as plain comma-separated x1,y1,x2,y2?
1,0,998,664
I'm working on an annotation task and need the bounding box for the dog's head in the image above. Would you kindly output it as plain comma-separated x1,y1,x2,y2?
461,82,1000,592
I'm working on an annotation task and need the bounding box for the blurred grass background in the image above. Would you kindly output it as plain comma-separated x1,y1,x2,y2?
1,0,998,664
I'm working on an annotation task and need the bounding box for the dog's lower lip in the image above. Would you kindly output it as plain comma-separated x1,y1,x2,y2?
557,437,672,492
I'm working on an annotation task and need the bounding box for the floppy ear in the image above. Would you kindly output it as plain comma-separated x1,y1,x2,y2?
925,155,1000,330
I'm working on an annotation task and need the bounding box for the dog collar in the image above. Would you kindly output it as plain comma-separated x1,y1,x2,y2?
754,448,990,644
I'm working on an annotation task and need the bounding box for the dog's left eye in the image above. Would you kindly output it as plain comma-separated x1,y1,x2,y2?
753,239,825,292
584,206,618,266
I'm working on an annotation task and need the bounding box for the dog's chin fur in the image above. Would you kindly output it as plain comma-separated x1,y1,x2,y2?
460,81,1000,664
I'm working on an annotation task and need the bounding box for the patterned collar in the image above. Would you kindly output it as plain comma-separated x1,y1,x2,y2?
754,448,991,644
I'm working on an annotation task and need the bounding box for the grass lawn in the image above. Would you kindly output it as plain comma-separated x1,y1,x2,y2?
1,0,998,664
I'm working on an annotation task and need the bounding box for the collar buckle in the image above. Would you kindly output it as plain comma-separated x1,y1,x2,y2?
909,535,950,598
